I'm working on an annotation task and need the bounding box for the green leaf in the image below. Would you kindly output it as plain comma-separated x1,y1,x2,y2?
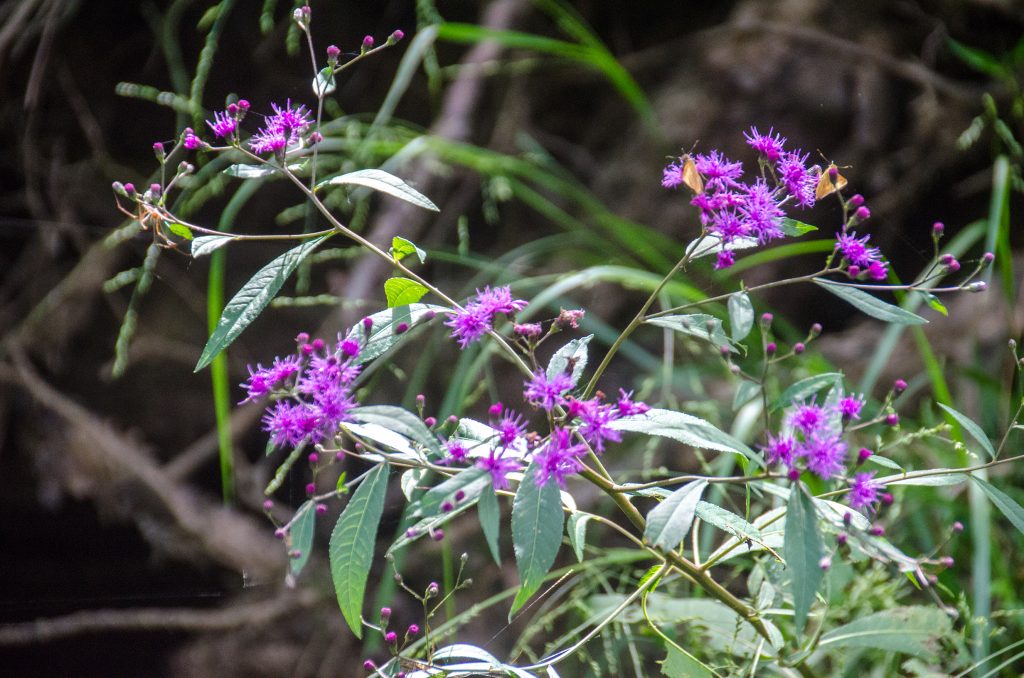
645,480,708,551
695,501,762,542
317,168,439,211
329,463,389,638
568,512,590,563
288,501,316,578
335,470,348,493
391,236,427,264
813,279,928,325
864,454,904,472
350,405,442,458
732,380,760,411
195,236,329,371
166,222,193,240
782,217,818,236
923,292,948,317
937,403,995,460
478,482,502,565
973,476,1024,535
312,66,336,96
610,408,760,465
785,483,824,632
947,38,1009,79
223,164,276,178
410,467,492,519
727,291,754,342
647,314,736,352
773,373,843,411
546,334,593,388
344,303,448,365
819,606,953,660
886,472,966,486
191,235,234,257
510,462,565,618
660,643,715,678
384,277,429,307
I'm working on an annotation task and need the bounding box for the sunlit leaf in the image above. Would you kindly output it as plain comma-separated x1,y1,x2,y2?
647,314,736,352
191,235,234,257
223,164,276,178
813,279,928,325
937,403,995,460
343,303,448,365
546,334,593,388
391,236,427,264
317,168,439,211
644,479,708,551
312,66,336,96
330,463,389,638
727,291,754,342
384,277,429,307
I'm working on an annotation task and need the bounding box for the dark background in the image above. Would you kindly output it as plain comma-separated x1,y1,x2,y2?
0,1,1021,676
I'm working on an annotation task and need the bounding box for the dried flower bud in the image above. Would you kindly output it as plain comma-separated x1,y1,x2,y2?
556,308,585,329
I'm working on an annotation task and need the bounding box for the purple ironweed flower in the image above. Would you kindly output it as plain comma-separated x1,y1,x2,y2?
616,389,650,416
572,398,622,453
241,355,302,402
446,285,526,349
849,471,880,510
445,304,492,348
739,179,785,244
715,250,735,270
494,409,527,447
206,110,237,139
477,450,521,490
693,151,744,192
836,232,887,280
743,126,787,162
776,151,817,207
439,440,469,466
262,401,318,448
524,370,573,411
801,434,847,480
662,163,684,189
838,394,865,420
763,433,796,467
182,128,200,150
787,400,830,437
534,427,586,487
249,99,313,155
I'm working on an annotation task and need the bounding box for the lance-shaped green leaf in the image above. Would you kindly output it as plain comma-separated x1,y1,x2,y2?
317,168,439,211
191,235,234,258
772,372,843,411
391,236,427,264
510,463,564,617
727,291,754,342
343,303,448,365
644,479,708,550
288,501,316,578
813,279,928,325
973,476,1024,535
478,482,502,565
568,512,590,563
695,501,762,542
660,643,716,678
610,409,760,466
785,483,824,632
223,164,276,178
166,222,193,240
818,606,953,660
410,467,492,519
329,463,390,638
350,405,442,458
384,277,429,307
647,314,736,352
782,217,818,236
195,236,329,371
937,403,995,460
546,334,593,388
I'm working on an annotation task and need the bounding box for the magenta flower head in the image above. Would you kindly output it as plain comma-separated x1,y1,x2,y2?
249,99,313,156
524,370,573,411
849,471,880,510
206,110,237,139
182,127,200,150
477,450,521,489
743,126,787,162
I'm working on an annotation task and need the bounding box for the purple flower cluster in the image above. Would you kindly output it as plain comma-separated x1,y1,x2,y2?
762,391,883,511
445,285,527,348
244,333,362,449
249,99,313,156
835,231,887,281
663,128,820,270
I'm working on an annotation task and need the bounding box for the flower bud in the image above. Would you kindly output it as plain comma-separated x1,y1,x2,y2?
939,556,954,567
112,181,128,197
454,490,466,502
380,607,392,623
426,582,439,597
836,533,848,546
432,528,445,541
363,659,376,672
326,44,340,66
405,527,419,539
293,5,311,28
869,525,885,537
274,528,286,539
440,501,453,513
893,379,907,393
489,402,504,417
967,281,987,293
855,206,871,221
847,264,861,278
787,468,801,482
886,413,899,426
848,194,864,208
362,317,373,332
843,512,852,526
395,322,409,334
308,452,319,465
932,221,944,235
952,521,964,533
982,251,995,264
766,342,777,356
760,312,773,328
316,503,328,515
857,447,872,464
305,482,316,496
362,35,375,53
387,29,405,45
407,624,420,636
809,323,822,337
385,631,397,645
880,492,894,506
424,416,436,427
262,499,274,511
819,556,831,571
794,342,806,354
828,165,839,180
152,142,165,161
